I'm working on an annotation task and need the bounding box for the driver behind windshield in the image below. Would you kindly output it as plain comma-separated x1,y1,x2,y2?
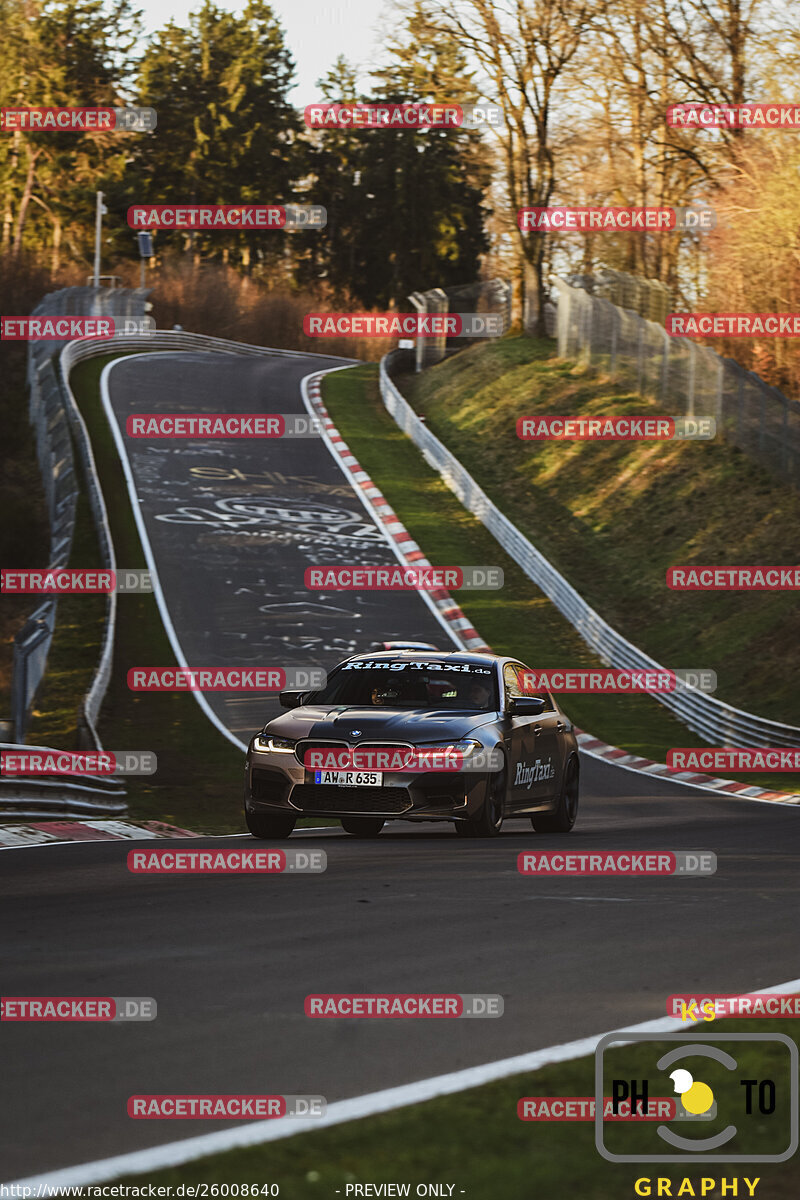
461,678,492,710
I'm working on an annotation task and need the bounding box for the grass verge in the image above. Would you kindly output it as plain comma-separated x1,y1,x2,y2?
319,364,796,794
111,1012,800,1198
396,335,800,728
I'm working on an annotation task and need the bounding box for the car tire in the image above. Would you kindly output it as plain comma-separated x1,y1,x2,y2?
532,757,579,833
340,816,385,838
244,809,296,839
458,762,506,839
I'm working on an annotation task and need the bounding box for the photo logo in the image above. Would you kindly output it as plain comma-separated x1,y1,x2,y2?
595,1032,798,1162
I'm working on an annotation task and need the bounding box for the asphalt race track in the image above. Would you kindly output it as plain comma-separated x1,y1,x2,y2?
102,351,456,743
2,763,799,1178
2,350,798,1180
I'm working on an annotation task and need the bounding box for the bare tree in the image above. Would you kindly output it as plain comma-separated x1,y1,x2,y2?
434,0,608,333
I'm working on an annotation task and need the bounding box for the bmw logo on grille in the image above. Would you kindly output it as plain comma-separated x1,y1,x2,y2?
350,729,362,736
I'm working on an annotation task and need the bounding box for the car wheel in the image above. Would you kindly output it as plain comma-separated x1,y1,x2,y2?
458,762,506,839
245,809,296,839
532,757,579,833
340,816,385,838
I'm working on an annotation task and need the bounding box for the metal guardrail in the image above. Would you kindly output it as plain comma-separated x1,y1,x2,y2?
11,287,146,748
0,744,127,818
378,350,800,748
5,287,145,816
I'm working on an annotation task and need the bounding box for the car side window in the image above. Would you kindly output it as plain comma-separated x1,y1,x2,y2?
505,663,552,708
503,662,524,701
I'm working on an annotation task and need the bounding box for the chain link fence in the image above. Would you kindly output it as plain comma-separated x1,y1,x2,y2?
551,273,800,487
408,279,512,372
379,349,800,748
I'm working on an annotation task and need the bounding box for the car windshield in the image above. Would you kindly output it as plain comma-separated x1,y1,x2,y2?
307,661,498,711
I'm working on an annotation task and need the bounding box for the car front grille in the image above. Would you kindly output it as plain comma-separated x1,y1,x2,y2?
290,784,412,814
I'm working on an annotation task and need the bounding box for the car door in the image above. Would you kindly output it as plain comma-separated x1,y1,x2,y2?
503,662,562,813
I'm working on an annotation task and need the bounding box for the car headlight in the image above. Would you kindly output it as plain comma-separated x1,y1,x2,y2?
253,735,297,753
413,739,482,756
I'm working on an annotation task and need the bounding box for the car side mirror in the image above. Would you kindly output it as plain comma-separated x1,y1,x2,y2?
279,689,305,709
508,695,546,716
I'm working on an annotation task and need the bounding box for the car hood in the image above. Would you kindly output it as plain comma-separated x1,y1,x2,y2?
262,706,498,743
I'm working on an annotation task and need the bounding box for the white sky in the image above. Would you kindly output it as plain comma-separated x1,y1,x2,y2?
137,0,393,100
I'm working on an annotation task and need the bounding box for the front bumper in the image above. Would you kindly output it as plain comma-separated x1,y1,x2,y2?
244,750,487,821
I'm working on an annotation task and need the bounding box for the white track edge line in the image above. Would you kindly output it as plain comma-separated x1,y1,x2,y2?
8,974,800,1187
101,356,248,753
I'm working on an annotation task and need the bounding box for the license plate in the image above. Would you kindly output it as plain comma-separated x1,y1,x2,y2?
314,770,383,787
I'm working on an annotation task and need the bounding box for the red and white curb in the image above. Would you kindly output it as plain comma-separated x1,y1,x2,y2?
308,370,800,811
0,819,198,849
577,732,800,805
305,375,489,653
